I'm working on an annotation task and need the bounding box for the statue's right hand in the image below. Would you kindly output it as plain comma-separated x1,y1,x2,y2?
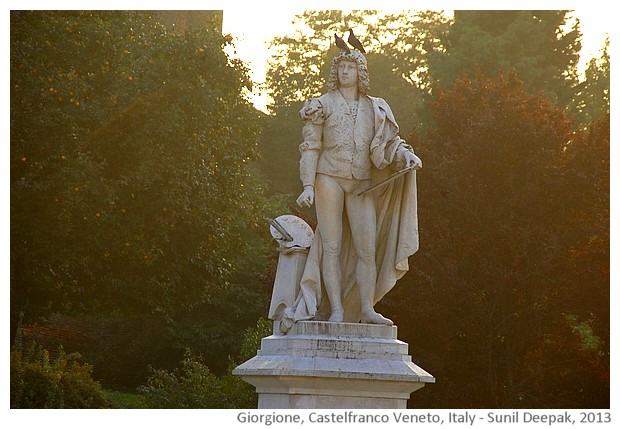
296,187,315,208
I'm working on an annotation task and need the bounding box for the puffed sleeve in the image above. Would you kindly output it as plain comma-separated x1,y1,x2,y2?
298,98,327,187
299,98,327,124
298,98,326,152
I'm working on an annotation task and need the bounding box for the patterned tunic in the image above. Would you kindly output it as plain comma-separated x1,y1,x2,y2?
299,90,413,187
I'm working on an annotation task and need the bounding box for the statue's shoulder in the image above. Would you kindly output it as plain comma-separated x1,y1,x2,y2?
367,95,391,111
316,91,338,109
303,92,333,105
367,95,398,128
300,92,335,122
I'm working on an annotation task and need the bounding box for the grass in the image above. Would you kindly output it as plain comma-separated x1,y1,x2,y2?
104,390,149,409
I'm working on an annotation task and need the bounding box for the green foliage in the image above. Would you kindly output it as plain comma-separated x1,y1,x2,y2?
19,313,175,389
570,38,610,126
370,11,451,92
427,11,582,110
254,105,305,197
165,282,272,375
104,390,149,408
11,11,275,332
141,350,242,408
265,10,442,114
266,11,364,109
239,317,273,362
141,318,272,408
11,340,109,408
566,315,603,354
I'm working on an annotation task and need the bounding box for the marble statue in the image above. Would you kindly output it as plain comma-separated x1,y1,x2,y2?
281,49,422,329
234,43,435,409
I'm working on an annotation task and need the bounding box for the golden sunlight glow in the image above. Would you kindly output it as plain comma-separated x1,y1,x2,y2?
223,6,613,113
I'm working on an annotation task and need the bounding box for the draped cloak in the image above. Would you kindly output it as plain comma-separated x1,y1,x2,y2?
280,92,419,331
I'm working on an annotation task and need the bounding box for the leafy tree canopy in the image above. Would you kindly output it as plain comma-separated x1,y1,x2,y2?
382,71,609,408
570,37,610,126
265,10,447,112
427,11,582,110
11,11,276,334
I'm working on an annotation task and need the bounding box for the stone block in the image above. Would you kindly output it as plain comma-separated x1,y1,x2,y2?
233,321,434,409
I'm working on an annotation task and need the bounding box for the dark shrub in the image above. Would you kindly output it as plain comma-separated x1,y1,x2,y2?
11,340,109,408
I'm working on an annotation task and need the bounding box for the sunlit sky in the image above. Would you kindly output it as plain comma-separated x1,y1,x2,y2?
221,2,614,112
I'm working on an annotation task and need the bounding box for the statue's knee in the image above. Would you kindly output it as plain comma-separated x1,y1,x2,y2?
322,240,341,258
356,247,375,263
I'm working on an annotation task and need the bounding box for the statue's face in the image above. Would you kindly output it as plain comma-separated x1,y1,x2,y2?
337,60,358,89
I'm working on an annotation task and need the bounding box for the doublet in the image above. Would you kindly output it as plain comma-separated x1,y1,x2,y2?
299,91,375,181
299,90,413,188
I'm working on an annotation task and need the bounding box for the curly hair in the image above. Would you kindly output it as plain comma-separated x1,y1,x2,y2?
326,50,370,95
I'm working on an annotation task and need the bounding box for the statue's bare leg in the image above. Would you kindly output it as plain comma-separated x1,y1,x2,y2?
315,174,345,322
346,189,393,326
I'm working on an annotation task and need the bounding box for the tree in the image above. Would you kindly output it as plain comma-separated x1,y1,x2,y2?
11,11,276,351
570,38,610,127
265,10,446,116
370,10,451,93
380,71,608,408
265,10,371,112
427,11,582,110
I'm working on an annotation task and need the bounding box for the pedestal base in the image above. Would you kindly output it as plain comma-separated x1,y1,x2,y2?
233,321,434,409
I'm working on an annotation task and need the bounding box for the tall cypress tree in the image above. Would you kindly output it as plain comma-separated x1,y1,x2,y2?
427,11,582,110
571,38,610,126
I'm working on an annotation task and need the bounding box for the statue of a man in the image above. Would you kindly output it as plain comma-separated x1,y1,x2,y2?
290,49,422,327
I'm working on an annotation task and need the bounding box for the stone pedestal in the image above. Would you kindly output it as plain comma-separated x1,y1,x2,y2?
233,321,434,409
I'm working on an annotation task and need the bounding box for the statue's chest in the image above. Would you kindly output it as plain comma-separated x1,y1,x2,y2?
324,100,374,146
